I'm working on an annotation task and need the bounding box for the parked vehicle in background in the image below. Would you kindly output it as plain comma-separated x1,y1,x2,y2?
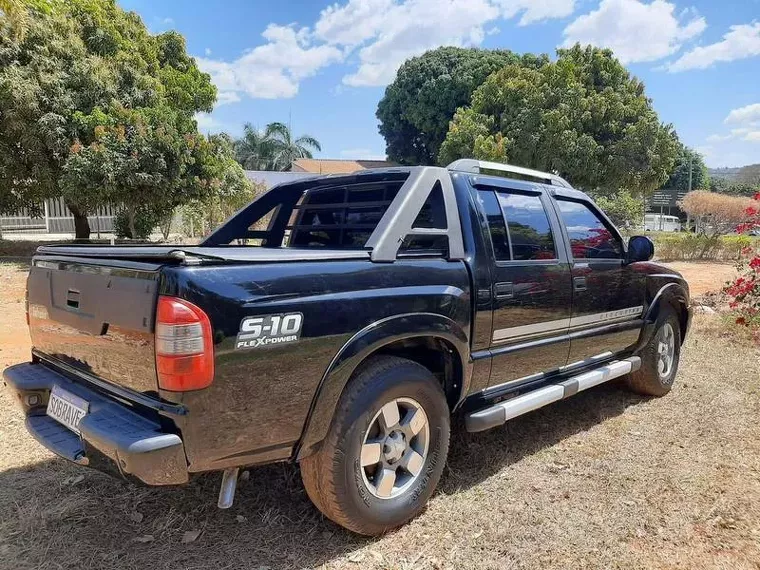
4,160,692,536
644,213,681,232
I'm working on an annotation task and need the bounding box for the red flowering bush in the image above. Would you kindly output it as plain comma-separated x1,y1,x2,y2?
724,192,760,337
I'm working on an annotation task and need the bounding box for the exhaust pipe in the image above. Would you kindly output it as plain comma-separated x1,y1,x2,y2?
217,467,239,509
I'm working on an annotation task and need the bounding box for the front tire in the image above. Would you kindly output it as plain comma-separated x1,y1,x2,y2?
300,356,450,535
626,308,681,396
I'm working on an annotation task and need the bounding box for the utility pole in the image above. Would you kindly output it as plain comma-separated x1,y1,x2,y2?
687,152,693,232
688,154,693,191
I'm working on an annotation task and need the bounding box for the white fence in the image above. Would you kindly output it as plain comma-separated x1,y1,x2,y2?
1,198,116,238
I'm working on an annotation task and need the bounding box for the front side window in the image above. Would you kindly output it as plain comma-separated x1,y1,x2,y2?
496,192,557,261
556,199,623,259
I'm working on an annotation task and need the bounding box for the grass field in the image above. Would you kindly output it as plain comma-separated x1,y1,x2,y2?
1,260,759,569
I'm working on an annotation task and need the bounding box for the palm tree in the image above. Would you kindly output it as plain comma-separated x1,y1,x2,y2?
266,122,321,171
234,123,276,170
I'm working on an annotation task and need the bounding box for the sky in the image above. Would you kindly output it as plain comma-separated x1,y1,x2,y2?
119,0,760,168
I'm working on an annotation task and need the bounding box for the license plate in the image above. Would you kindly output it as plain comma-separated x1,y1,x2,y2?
47,385,89,435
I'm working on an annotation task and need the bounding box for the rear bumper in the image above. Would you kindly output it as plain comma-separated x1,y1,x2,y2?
3,362,188,485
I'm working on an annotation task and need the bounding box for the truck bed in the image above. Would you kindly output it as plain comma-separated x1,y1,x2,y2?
35,244,372,263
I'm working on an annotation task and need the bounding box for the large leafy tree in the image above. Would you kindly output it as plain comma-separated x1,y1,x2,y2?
376,46,548,166
0,0,229,238
233,122,321,171
664,145,709,192
439,45,679,196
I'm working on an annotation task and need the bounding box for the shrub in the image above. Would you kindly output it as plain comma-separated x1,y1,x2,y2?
724,193,760,341
651,233,756,261
679,191,755,237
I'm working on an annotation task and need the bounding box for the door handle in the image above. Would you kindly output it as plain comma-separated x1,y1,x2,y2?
573,276,587,292
495,282,514,299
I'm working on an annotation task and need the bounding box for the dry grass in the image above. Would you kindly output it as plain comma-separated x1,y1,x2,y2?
1,261,759,570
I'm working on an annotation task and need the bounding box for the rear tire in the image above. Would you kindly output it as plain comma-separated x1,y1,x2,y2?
626,307,681,396
300,356,450,536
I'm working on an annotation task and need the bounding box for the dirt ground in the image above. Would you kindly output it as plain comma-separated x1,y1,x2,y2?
1,260,759,570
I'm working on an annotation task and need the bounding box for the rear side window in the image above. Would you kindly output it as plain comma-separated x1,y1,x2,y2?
556,199,623,259
477,190,510,261
496,192,557,261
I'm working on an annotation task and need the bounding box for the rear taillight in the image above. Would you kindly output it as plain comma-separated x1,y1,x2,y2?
155,296,214,391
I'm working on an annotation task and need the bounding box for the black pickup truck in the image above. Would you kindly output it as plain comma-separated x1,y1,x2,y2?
4,159,691,535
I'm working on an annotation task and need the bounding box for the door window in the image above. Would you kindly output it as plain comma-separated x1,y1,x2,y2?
496,192,557,261
477,190,511,261
556,199,623,259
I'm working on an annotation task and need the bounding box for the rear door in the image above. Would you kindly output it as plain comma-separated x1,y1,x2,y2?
552,197,646,364
476,185,573,389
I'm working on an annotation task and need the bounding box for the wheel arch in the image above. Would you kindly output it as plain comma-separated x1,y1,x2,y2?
295,313,471,460
635,281,691,353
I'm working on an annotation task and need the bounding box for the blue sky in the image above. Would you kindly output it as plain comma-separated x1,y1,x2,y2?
120,0,760,168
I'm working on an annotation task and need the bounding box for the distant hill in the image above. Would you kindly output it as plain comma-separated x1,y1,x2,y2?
709,164,760,184
708,166,743,181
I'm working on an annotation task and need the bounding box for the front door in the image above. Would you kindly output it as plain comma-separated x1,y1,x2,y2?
476,186,573,389
553,198,646,364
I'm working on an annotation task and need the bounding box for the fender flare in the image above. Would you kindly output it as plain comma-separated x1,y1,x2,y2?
295,312,471,460
633,281,690,352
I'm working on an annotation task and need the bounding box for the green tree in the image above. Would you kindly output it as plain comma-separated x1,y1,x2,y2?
439,45,679,195
183,135,264,238
709,177,758,197
664,145,708,192
233,122,321,171
376,46,548,165
590,190,646,232
266,122,321,171
234,123,277,170
0,0,226,238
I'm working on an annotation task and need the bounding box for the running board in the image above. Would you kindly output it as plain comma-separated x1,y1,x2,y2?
465,357,641,433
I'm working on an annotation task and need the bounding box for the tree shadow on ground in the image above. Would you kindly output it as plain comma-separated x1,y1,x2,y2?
0,383,645,570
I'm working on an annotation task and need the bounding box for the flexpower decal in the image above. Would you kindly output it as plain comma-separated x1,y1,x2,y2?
236,313,303,349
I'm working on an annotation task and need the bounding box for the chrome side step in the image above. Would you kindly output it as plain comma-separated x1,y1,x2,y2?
465,357,641,432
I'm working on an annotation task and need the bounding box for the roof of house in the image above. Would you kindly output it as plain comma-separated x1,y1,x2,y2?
291,158,396,174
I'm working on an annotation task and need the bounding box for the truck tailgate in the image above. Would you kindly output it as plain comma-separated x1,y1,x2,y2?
27,257,161,394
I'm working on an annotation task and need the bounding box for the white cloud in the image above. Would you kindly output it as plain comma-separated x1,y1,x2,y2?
315,0,394,47
314,0,576,88
342,0,500,87
724,102,760,126
197,0,579,99
562,0,706,64
703,104,760,147
162,17,175,25
667,22,760,72
496,0,576,26
204,47,212,56
197,24,343,101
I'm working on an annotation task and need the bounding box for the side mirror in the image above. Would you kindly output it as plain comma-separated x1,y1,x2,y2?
627,235,654,263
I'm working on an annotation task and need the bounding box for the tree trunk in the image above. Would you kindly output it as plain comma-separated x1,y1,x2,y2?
128,209,137,241
66,202,91,240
